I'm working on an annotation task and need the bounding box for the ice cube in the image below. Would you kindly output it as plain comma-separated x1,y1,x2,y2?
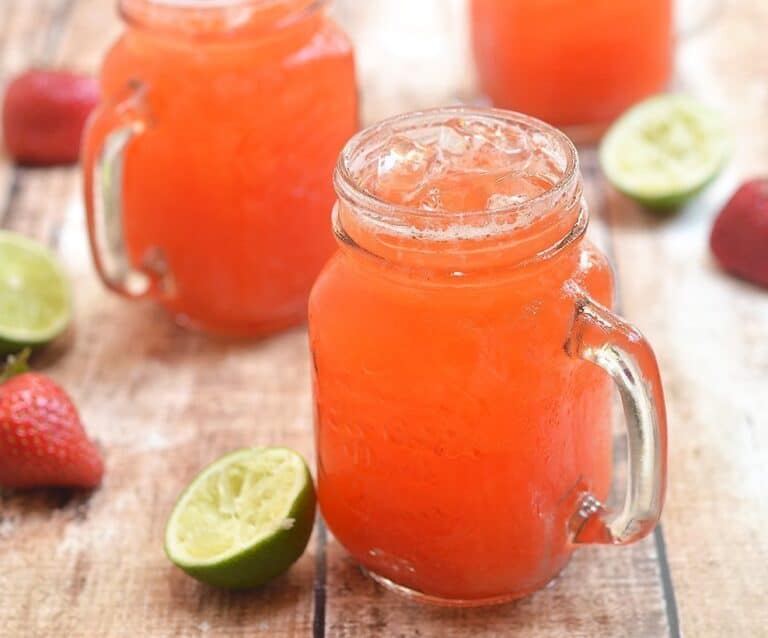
463,120,533,174
374,135,433,199
437,121,472,155
377,136,430,175
485,173,552,211
349,114,561,213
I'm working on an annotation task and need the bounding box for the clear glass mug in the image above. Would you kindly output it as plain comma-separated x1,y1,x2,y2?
83,0,358,337
309,107,667,606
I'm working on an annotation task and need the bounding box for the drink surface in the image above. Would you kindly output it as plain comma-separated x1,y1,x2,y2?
471,0,673,128
94,1,358,335
353,118,554,213
310,115,614,601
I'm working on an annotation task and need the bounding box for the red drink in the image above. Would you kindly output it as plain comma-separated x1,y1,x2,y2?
84,0,358,336
309,108,667,605
471,0,674,131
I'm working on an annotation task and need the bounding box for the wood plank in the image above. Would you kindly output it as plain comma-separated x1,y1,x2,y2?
326,538,668,638
1,1,318,636
1,1,672,636
1,320,318,637
607,2,768,637
51,0,121,73
2,0,767,636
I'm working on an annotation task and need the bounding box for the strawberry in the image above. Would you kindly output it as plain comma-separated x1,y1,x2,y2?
2,69,99,165
710,178,768,289
0,351,103,489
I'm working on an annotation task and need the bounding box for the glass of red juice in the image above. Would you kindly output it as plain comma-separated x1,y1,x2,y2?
83,0,358,337
309,107,668,606
470,0,674,141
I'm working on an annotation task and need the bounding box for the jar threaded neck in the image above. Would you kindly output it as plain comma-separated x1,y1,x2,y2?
119,0,326,36
333,107,587,273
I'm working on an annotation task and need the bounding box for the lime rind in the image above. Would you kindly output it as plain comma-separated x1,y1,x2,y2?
600,94,729,210
0,230,72,351
167,447,307,565
164,447,316,590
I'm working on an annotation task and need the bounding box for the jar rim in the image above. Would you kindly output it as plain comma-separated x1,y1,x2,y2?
124,0,314,8
334,106,581,221
119,0,327,32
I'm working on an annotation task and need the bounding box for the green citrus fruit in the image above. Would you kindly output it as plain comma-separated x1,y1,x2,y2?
0,230,72,354
600,94,729,210
164,447,316,590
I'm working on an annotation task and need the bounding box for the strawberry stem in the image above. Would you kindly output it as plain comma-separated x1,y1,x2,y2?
0,348,32,384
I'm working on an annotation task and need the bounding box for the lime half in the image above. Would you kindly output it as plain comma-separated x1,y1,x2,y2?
0,230,72,354
164,447,316,590
600,94,729,210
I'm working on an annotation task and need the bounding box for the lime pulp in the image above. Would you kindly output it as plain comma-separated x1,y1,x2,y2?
164,447,316,590
0,230,72,353
599,94,729,210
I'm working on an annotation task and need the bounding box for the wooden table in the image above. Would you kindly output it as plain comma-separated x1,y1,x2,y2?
1,1,766,636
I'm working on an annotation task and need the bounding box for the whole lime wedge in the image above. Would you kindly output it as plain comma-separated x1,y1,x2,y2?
0,230,72,354
164,447,316,590
600,94,729,210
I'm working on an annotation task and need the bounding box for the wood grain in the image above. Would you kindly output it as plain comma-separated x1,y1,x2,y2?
0,0,70,218
325,539,669,638
0,0,766,636
609,6,768,637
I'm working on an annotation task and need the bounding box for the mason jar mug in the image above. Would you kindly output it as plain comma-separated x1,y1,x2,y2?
309,107,667,606
470,0,674,139
83,0,358,336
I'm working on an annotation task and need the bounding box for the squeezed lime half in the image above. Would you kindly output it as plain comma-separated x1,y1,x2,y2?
164,447,316,590
0,230,72,353
600,94,729,210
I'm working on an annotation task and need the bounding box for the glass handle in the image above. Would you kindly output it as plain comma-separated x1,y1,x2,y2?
565,296,668,545
83,80,156,298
